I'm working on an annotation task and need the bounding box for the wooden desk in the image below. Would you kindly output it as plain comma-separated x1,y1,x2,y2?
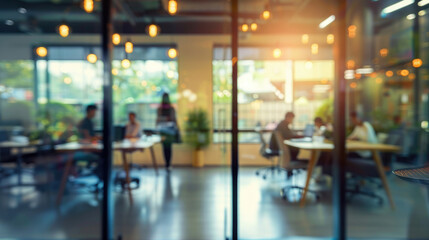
284,140,400,209
55,139,159,206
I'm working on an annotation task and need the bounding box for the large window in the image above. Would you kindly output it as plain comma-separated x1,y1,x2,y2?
213,47,334,143
34,46,178,131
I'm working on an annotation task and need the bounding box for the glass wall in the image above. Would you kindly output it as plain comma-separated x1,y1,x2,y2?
345,0,429,239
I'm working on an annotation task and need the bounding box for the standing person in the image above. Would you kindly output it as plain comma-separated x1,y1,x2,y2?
125,112,141,139
269,112,299,160
156,93,179,172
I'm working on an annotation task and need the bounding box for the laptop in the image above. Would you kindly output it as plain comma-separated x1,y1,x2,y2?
291,124,314,142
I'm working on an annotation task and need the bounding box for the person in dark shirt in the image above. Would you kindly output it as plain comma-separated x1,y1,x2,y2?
77,104,98,142
269,111,299,159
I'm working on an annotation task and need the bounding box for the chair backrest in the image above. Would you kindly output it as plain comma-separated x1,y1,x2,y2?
274,131,292,169
257,130,268,157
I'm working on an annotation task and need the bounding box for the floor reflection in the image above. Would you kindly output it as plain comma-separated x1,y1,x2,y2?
0,167,428,239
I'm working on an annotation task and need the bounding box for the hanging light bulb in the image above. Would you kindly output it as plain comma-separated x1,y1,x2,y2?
121,58,131,69
412,58,423,68
273,48,281,58
241,24,249,32
82,0,94,13
327,34,334,44
168,0,178,15
250,23,258,31
262,10,271,20
112,33,121,45
87,53,97,63
147,23,160,38
301,34,309,44
168,48,178,59
58,24,70,37
125,40,133,53
36,47,47,57
311,43,318,55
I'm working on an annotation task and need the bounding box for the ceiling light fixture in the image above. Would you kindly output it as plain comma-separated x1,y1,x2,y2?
319,15,335,29
125,40,133,53
36,47,48,57
147,23,160,37
381,0,414,16
407,13,416,19
241,24,249,32
121,58,131,69
87,53,97,63
58,23,70,37
83,0,94,13
168,0,178,15
168,48,178,59
261,4,271,20
418,0,429,6
301,34,309,44
250,23,258,31
112,33,121,45
327,34,334,44
18,8,27,14
273,48,281,58
311,43,318,55
5,20,14,26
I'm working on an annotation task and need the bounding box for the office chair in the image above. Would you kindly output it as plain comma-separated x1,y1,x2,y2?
275,131,319,201
345,132,399,205
255,130,283,179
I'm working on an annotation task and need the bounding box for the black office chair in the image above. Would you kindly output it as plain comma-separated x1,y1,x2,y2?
345,132,399,204
274,131,319,201
255,130,282,179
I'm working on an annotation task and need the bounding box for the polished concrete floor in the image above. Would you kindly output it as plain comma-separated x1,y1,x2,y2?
0,166,429,240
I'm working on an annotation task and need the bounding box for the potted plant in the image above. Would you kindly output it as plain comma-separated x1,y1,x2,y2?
184,108,211,167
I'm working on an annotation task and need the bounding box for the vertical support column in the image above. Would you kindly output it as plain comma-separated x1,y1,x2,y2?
412,1,421,126
333,0,347,239
45,55,50,104
32,49,39,111
101,0,113,239
231,0,239,238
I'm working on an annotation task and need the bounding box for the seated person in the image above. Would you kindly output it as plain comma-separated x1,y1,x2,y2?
77,104,100,142
314,117,326,136
125,112,141,139
269,112,299,159
347,111,378,158
75,105,102,179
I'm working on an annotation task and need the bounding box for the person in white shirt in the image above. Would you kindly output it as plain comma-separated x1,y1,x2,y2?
125,112,141,139
347,111,377,158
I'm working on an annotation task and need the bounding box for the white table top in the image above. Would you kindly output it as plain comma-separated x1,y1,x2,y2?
285,140,400,152
0,141,39,148
55,138,160,152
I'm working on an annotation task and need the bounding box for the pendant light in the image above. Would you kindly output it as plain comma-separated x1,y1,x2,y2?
121,58,131,69
168,0,178,15
36,46,48,57
146,22,160,37
112,33,121,45
168,48,178,59
125,39,133,53
82,0,94,13
273,48,281,58
261,4,271,20
250,22,258,31
58,23,70,37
